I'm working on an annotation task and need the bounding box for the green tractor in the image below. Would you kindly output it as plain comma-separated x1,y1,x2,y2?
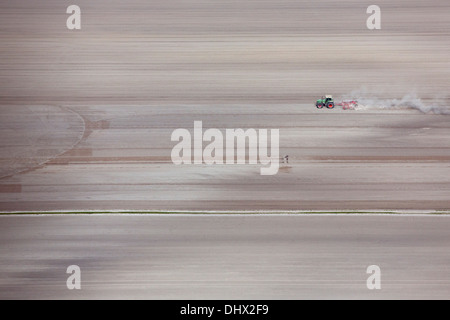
316,95,335,109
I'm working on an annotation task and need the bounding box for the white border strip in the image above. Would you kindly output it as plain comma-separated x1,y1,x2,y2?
0,209,449,216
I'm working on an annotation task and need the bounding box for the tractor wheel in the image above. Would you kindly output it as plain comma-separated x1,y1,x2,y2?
316,103,324,109
326,102,335,109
